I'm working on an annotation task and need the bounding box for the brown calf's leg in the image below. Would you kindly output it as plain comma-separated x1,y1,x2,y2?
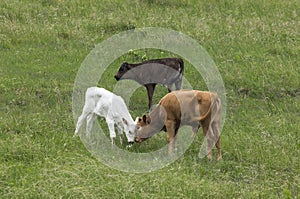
165,120,176,155
192,124,200,138
212,121,222,160
202,123,213,161
216,137,222,161
192,127,198,138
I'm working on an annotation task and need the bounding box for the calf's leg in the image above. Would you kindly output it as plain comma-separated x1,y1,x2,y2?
116,124,123,145
212,121,222,160
167,84,172,92
86,113,96,136
165,120,176,155
145,84,156,109
202,123,214,161
191,124,200,138
106,118,116,145
215,137,222,161
174,78,182,90
75,112,88,135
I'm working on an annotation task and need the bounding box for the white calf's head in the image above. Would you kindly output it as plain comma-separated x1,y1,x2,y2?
122,118,137,144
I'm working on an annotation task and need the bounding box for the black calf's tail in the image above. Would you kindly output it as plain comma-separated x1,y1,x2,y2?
177,58,184,74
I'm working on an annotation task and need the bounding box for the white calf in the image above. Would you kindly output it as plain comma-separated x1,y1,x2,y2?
74,87,136,145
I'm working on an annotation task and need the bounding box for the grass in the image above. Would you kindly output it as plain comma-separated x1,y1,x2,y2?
0,0,299,198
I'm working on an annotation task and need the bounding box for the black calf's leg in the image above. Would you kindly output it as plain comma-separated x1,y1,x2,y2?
145,84,156,109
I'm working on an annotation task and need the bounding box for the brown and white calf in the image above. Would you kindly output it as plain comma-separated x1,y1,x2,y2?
135,90,222,160
114,58,184,109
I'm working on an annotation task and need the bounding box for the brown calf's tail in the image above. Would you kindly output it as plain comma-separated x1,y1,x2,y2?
195,92,219,122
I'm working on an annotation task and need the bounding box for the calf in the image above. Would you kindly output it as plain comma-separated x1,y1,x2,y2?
114,58,184,109
74,87,137,145
135,90,222,160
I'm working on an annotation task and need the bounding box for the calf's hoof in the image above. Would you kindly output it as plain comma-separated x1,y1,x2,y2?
73,132,79,138
207,153,213,161
126,142,134,148
207,156,213,161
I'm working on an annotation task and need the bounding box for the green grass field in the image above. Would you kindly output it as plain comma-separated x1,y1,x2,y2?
0,0,299,198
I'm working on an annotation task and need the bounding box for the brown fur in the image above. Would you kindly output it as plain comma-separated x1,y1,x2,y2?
135,90,222,160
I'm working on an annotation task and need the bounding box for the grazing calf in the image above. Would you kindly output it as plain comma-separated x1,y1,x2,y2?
135,90,222,160
74,87,137,145
114,58,184,109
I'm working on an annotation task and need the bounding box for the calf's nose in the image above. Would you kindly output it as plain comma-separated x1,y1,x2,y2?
114,75,120,80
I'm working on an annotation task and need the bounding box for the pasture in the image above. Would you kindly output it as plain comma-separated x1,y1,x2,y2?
0,0,299,198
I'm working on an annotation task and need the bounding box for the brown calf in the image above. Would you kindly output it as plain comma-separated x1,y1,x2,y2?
135,90,222,160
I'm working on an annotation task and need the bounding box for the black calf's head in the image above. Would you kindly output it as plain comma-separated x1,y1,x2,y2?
114,62,130,81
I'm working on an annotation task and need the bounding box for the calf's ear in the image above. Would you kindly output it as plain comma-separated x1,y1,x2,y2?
142,115,151,124
142,115,147,123
135,117,143,123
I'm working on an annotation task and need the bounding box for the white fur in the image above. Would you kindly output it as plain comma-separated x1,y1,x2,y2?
74,87,136,144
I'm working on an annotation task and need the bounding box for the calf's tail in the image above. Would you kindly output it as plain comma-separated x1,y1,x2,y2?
195,92,219,122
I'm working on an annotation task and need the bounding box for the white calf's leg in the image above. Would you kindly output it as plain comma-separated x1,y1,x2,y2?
86,113,96,136
75,112,88,135
116,124,123,145
106,119,116,145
